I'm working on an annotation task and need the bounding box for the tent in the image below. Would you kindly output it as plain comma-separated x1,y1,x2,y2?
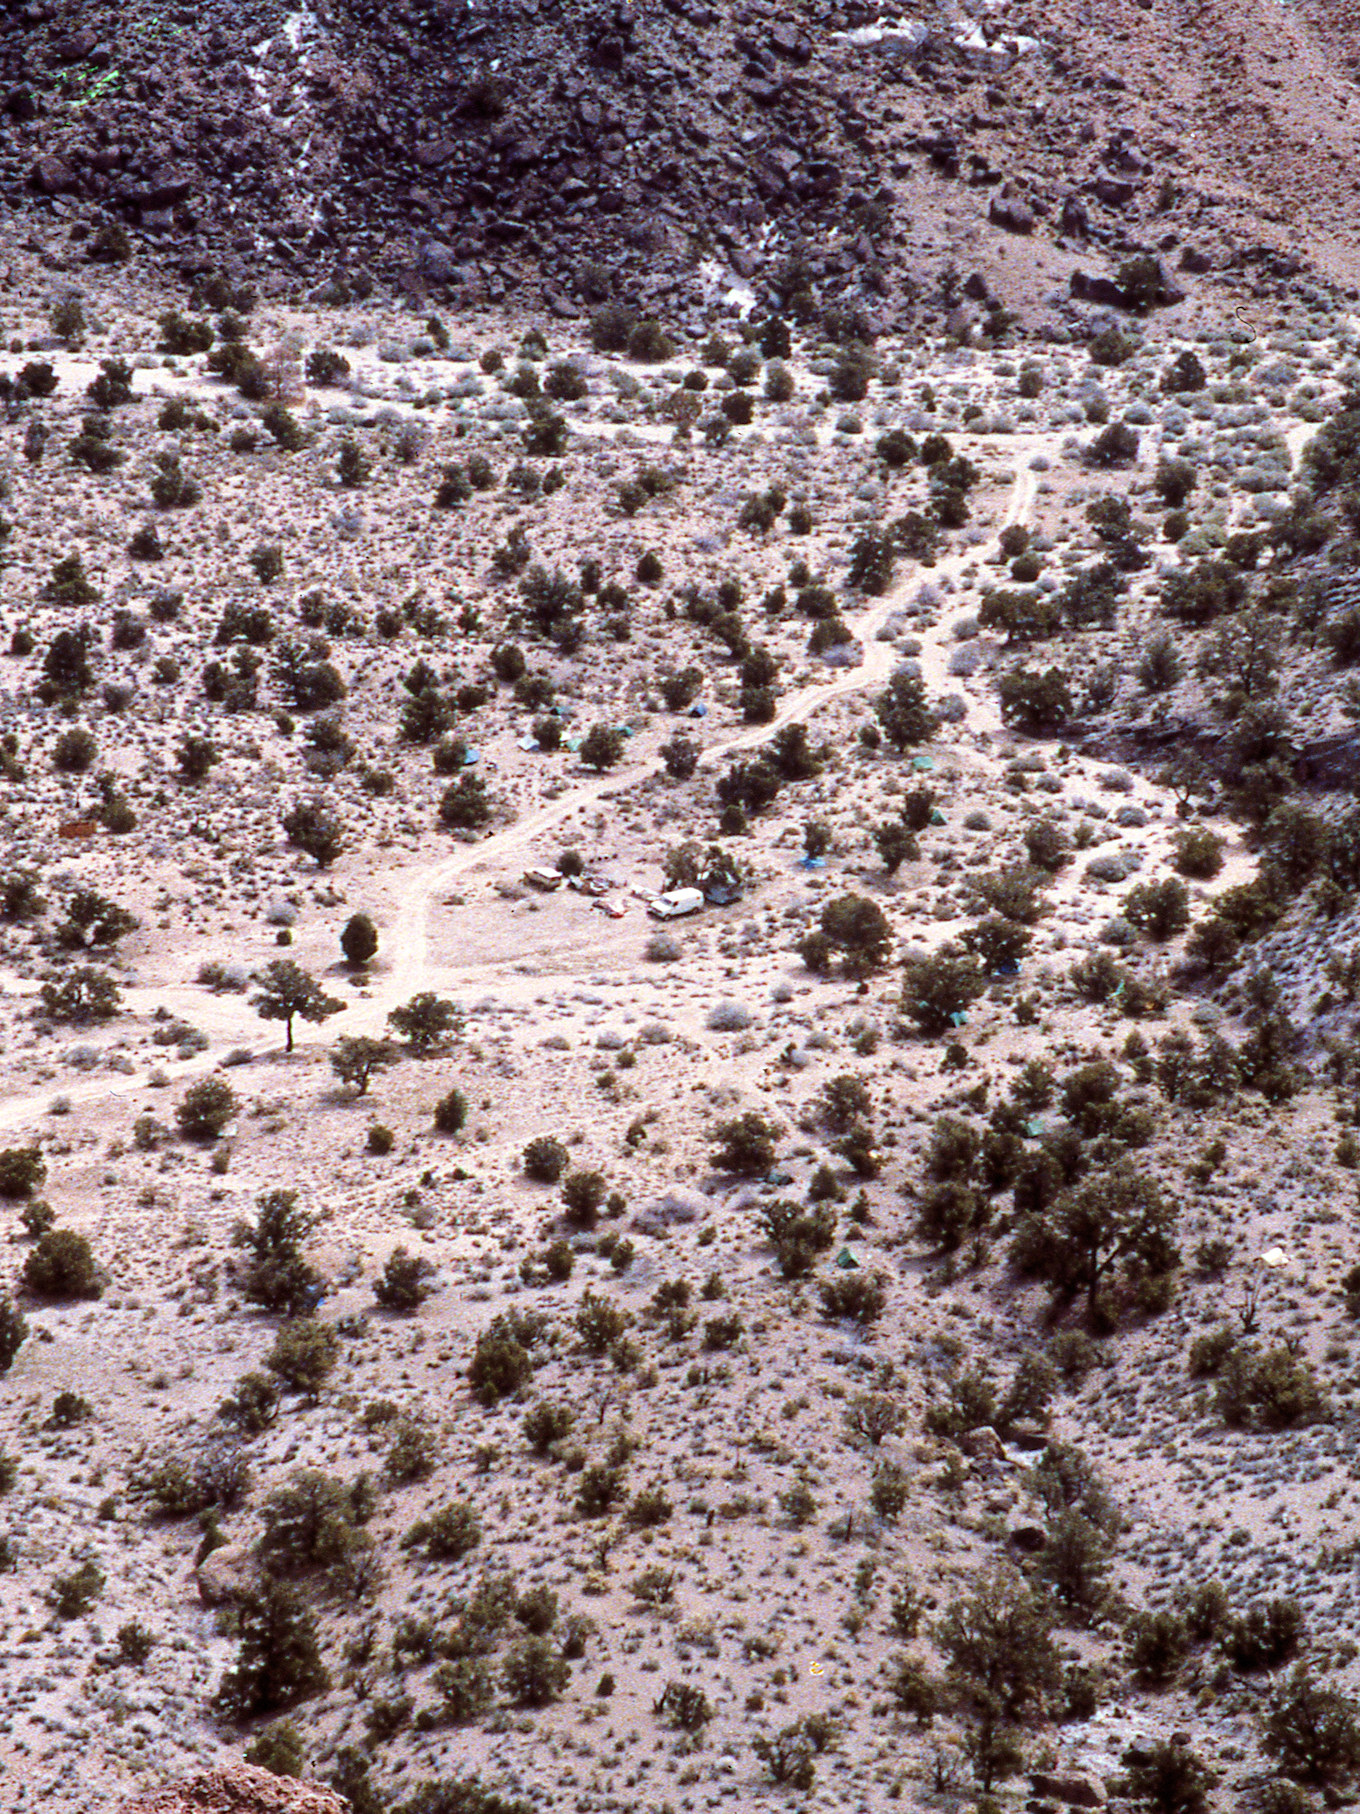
836,1247,860,1270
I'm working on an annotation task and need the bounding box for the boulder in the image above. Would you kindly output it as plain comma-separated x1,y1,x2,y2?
1061,195,1089,236
118,1765,349,1814
1029,1772,1108,1809
990,193,1035,235
30,156,77,195
120,165,195,207
1093,175,1137,207
958,1425,1006,1462
1007,1515,1048,1553
1070,269,1127,307
417,239,459,284
194,1542,255,1608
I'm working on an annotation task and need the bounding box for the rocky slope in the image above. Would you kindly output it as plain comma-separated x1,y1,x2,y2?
5,0,1360,326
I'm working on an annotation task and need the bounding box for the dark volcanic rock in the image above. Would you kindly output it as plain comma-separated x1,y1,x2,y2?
989,191,1035,234
30,155,77,194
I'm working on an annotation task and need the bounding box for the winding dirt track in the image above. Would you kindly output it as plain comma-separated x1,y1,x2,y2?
0,427,1094,1135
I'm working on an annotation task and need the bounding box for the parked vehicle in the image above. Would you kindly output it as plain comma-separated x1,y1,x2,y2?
593,899,627,919
523,868,565,891
648,887,705,920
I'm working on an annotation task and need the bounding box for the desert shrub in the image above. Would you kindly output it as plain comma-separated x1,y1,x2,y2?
374,1248,437,1311
176,1078,236,1140
218,1372,281,1436
384,1418,440,1485
388,993,462,1055
900,946,988,1035
135,1446,251,1517
468,1317,535,1405
259,1468,373,1577
0,1147,45,1198
232,1189,323,1317
998,665,1074,731
265,1321,341,1400
576,1464,628,1518
574,1289,631,1355
711,1111,780,1174
1120,1740,1213,1814
502,1636,569,1706
1216,1344,1326,1429
22,1229,101,1299
561,1169,607,1228
0,1298,28,1373
438,775,493,830
51,1558,105,1619
1035,1509,1113,1621
341,913,379,966
1172,827,1225,879
523,1136,569,1183
1086,419,1139,466
819,1269,887,1325
1187,1325,1237,1378
53,726,98,774
1262,1666,1360,1783
1220,1597,1305,1672
523,1400,575,1455
1122,878,1191,941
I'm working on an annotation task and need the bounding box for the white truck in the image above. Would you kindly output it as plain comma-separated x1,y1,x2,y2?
647,887,705,920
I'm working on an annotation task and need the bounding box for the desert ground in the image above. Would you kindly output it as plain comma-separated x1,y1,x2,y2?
0,253,1359,1814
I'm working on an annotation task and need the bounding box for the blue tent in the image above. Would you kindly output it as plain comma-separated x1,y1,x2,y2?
461,747,479,765
688,703,708,718
912,755,936,772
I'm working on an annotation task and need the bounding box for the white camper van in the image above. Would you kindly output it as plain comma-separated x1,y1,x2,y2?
647,887,704,920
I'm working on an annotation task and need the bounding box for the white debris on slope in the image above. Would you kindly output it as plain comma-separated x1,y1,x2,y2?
834,9,1039,70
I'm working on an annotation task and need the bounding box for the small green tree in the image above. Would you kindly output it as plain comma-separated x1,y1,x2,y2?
1262,1666,1360,1784
40,965,122,1023
0,1298,29,1372
214,1578,331,1720
22,1230,102,1300
340,913,379,966
502,1636,569,1706
388,992,462,1054
1011,1163,1178,1324
232,1189,324,1317
524,1136,569,1182
253,959,344,1053
282,798,346,867
876,668,937,750
900,946,988,1035
935,1562,1062,1793
330,1036,397,1097
438,773,493,830
580,724,627,771
0,1147,45,1198
816,893,895,976
245,1719,307,1778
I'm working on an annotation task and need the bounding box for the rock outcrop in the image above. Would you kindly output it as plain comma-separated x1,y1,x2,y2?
118,1765,348,1814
